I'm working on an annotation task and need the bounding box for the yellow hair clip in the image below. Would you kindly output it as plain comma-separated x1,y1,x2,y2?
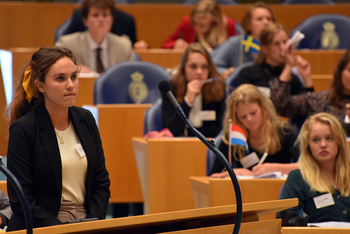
22,66,33,103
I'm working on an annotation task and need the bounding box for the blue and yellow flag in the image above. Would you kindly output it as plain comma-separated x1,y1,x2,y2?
241,35,260,54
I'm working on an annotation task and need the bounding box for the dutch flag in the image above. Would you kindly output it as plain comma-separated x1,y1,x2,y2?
229,124,247,148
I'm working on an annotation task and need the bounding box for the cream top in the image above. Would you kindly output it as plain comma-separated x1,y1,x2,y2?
55,121,87,204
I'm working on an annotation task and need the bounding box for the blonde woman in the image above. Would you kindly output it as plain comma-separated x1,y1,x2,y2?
162,0,236,49
210,84,299,177
161,42,226,137
280,112,350,223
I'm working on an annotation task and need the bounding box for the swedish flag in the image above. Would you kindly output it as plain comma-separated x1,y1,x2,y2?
242,35,261,54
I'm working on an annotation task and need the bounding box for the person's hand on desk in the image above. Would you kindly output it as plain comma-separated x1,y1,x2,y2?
134,40,148,49
210,168,253,178
252,163,276,177
174,38,189,49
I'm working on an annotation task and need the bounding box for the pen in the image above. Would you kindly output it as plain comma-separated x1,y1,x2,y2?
258,152,268,165
203,77,216,84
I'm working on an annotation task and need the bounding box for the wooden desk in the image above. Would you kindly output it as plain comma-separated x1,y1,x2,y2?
132,137,208,214
8,47,343,76
0,181,7,196
294,50,344,75
75,76,97,107
87,104,151,203
10,199,298,234
190,177,286,220
136,49,343,75
2,3,350,48
311,74,333,92
282,227,350,234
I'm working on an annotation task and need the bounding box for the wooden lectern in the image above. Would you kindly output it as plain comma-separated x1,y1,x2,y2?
85,104,151,203
9,199,298,234
190,177,286,220
132,137,208,214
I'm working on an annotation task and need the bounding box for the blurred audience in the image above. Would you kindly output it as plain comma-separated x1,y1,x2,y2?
270,49,350,136
211,1,275,77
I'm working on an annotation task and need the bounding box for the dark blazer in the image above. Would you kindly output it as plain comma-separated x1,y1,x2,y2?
6,104,110,231
161,83,226,138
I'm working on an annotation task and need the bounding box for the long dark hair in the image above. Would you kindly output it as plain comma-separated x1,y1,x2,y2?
329,50,350,107
171,43,225,103
7,47,77,126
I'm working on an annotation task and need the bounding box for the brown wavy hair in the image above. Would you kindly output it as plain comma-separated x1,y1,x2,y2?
81,0,115,19
241,1,275,35
7,47,77,126
255,23,287,65
328,50,350,108
171,42,225,103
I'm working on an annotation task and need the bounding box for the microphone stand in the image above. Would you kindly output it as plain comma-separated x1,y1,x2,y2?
0,156,33,234
184,119,242,234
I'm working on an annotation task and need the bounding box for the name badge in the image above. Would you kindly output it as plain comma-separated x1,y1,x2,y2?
257,86,271,98
199,111,216,121
75,143,86,157
313,193,335,209
240,152,259,168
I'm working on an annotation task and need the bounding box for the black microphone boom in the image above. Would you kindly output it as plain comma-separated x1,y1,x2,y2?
158,80,186,121
158,80,242,234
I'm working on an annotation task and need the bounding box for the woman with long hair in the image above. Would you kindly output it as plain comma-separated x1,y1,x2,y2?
280,112,350,223
162,0,237,50
210,84,299,177
161,42,226,137
6,47,110,231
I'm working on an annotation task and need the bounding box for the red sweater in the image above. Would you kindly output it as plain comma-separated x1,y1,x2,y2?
162,15,237,49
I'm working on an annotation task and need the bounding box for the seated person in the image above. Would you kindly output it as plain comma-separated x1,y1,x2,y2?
211,1,275,77
279,112,350,224
56,0,133,73
237,23,313,95
57,5,147,48
210,84,299,177
0,190,12,229
270,49,350,136
161,42,226,137
162,0,237,51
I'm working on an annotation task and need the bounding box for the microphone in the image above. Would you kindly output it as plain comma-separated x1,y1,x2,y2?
158,80,242,234
158,80,186,121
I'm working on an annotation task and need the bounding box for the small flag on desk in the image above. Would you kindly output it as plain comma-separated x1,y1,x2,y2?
229,124,247,148
241,34,261,54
